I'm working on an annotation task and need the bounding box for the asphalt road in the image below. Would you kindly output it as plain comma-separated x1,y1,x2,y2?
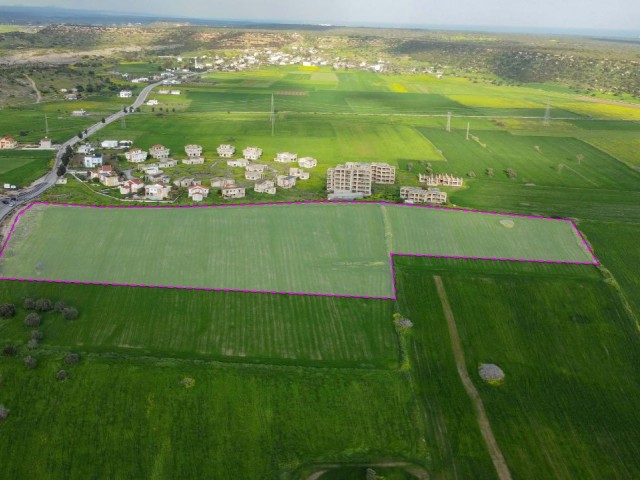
0,79,168,223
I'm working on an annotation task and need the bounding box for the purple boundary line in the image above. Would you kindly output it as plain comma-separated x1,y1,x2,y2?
0,200,599,301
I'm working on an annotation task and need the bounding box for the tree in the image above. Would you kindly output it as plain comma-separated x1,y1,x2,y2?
64,353,80,365
101,117,106,124
24,356,37,369
366,468,378,480
557,163,565,174
56,370,68,381
23,298,35,310
54,301,67,313
27,338,39,350
2,344,17,357
62,307,78,320
407,162,414,172
35,298,53,312
506,168,518,179
57,165,66,177
576,153,584,165
468,171,476,178
0,303,16,318
123,107,127,113
24,312,41,328
78,132,83,139
486,168,494,177
0,404,8,422
31,330,43,340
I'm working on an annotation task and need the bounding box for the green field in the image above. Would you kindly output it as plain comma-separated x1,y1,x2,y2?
0,203,593,298
0,150,52,187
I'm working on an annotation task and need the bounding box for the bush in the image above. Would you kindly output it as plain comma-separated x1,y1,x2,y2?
62,307,78,320
30,330,43,341
24,312,41,328
0,404,8,422
27,339,39,350
56,370,68,381
0,304,16,318
2,344,17,357
54,301,67,312
64,353,80,365
35,298,53,312
23,298,36,310
24,356,37,369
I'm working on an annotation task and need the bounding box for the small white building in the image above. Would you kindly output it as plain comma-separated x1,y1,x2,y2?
400,186,447,204
227,158,250,168
120,178,145,195
245,170,263,181
174,177,201,188
182,157,205,165
146,99,159,106
143,165,163,175
185,144,203,158
124,148,148,163
77,143,94,154
289,167,309,180
170,90,181,95
188,185,210,202
83,153,104,168
149,144,171,160
243,147,263,161
39,137,52,149
101,140,119,149
0,136,17,149
217,144,235,158
276,175,297,189
158,159,178,169
119,90,133,98
254,179,276,195
298,157,317,169
145,183,172,200
211,177,234,188
56,177,68,185
222,185,246,199
275,152,297,163
71,109,87,117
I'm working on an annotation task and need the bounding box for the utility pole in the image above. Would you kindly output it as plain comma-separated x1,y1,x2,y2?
44,114,49,136
466,122,470,140
446,111,452,132
121,105,126,129
543,98,551,126
270,94,275,137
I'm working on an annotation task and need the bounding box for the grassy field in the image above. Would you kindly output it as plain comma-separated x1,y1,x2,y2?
0,150,53,187
0,203,594,298
395,256,640,479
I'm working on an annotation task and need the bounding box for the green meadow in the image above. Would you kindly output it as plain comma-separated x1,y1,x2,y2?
0,150,53,187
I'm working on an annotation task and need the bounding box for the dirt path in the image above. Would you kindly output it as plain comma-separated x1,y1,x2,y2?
24,74,42,103
577,95,640,110
305,462,428,480
433,275,512,480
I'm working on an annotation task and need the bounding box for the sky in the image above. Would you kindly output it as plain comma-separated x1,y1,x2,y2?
6,0,640,31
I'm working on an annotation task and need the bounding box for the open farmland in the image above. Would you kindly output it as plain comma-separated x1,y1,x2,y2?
0,202,594,298
0,150,52,187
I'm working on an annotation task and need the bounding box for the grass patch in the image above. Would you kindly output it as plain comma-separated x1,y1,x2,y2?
0,150,52,187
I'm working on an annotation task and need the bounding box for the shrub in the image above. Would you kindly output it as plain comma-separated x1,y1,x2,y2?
56,370,68,381
62,307,78,320
1,344,17,357
0,404,8,422
64,353,80,365
35,298,53,312
30,330,43,341
54,301,67,312
27,338,39,350
24,313,41,328
24,356,37,369
0,304,16,318
23,298,36,310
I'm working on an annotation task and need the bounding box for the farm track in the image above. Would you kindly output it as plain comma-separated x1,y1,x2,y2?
23,74,41,103
434,275,512,480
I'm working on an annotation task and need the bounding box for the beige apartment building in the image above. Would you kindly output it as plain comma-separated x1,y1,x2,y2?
327,162,395,197
370,163,396,184
419,173,463,187
400,186,447,204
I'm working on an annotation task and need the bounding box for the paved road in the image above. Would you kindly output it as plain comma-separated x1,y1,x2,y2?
0,78,169,223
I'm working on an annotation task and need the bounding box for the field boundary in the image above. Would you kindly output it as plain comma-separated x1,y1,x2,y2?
0,200,599,301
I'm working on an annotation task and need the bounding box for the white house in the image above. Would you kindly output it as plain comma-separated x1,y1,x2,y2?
174,177,201,188
227,158,249,168
170,90,181,95
146,99,159,106
77,143,94,154
84,153,104,168
182,157,205,165
222,185,246,199
119,178,145,195
145,183,172,200
185,144,203,158
298,157,317,168
289,167,309,180
275,152,297,163
243,147,263,161
211,177,234,188
143,165,163,175
0,136,17,149
158,89,170,94
71,109,87,117
254,179,276,195
245,170,263,181
149,144,170,160
90,165,120,187
158,159,178,168
119,140,133,148
400,186,447,204
188,185,210,202
276,175,297,189
217,144,235,158
124,148,148,163
39,137,52,149
101,140,119,149
119,90,133,98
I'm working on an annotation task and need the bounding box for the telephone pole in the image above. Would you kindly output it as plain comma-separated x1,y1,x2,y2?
543,99,551,126
270,94,275,137
466,122,470,140
446,111,452,132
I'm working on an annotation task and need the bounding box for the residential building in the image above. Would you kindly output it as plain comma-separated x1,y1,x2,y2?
276,175,297,189
188,185,210,202
182,157,205,165
227,158,249,168
298,157,317,168
83,153,104,168
185,144,203,157
56,177,68,185
64,93,78,101
146,99,159,106
119,178,145,195
371,163,396,184
149,144,170,160
170,90,181,95
419,173,463,187
289,167,309,180
71,109,87,117
138,163,158,171
0,136,17,149
210,177,234,188
173,177,202,188
158,160,178,168
274,152,297,163
119,140,134,148
254,179,276,195
39,137,52,149
400,186,447,204
77,143,94,154
143,165,163,175
145,183,172,200
90,165,120,187
245,170,263,181
101,140,119,149
243,147,262,161
217,144,235,158
326,162,372,197
124,148,148,163
145,173,171,184
119,90,133,98
221,185,246,199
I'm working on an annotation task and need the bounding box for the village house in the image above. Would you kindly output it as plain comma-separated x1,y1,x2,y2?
157,89,170,95
119,90,133,98
90,165,120,187
158,159,178,168
274,152,297,163
101,140,119,149
56,177,68,185
217,144,235,157
119,140,133,148
143,165,163,175
64,93,78,101
419,173,464,187
210,177,234,188
182,157,205,165
326,162,372,198
138,163,158,172
146,99,159,106
149,144,171,160
254,179,276,195
173,177,202,188
77,143,94,154
289,167,309,180
145,183,172,200
124,148,148,163
170,90,181,95
0,136,17,149
71,109,87,117
145,172,171,184
119,178,145,195
371,163,396,184
243,147,263,161
298,157,317,168
185,144,203,157
276,175,297,189
84,153,104,168
221,185,246,199
245,170,263,181
400,186,447,204
227,158,250,168
188,185,210,202
39,137,52,149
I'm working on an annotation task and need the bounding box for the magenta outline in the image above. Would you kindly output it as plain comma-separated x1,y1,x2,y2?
0,201,599,301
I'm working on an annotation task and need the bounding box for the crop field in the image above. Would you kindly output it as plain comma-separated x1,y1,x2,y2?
395,256,640,479
0,150,52,187
0,202,594,298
